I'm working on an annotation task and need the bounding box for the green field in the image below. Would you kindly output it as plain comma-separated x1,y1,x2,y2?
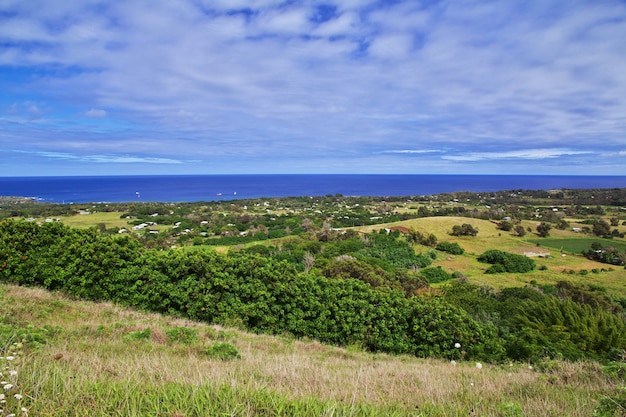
529,237,626,254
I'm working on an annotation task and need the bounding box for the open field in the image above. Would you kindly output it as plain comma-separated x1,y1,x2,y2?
50,211,131,229
528,237,626,254
1,283,623,417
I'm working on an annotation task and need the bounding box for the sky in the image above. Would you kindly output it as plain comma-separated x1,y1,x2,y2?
1,0,626,176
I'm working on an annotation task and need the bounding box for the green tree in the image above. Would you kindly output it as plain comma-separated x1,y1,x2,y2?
451,223,478,237
593,219,611,237
536,222,551,237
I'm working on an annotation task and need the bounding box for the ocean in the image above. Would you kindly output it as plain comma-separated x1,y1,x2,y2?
1,175,625,204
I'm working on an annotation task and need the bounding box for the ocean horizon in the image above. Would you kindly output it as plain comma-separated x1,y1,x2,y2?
1,174,625,204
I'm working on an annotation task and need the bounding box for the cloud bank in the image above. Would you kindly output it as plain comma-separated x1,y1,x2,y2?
1,0,625,175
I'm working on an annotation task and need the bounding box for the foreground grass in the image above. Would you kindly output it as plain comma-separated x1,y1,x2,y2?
1,284,624,416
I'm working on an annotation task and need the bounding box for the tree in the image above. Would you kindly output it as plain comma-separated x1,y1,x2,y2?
302,252,315,273
592,219,611,237
451,223,478,237
498,220,513,231
536,222,551,237
514,225,526,237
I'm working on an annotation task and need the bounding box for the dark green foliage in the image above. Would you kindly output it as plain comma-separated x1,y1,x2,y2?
556,219,570,230
583,242,626,266
554,281,623,313
451,223,478,236
435,241,464,255
407,229,438,247
419,266,453,284
593,219,612,237
2,218,624,363
508,297,626,361
356,231,432,270
478,250,536,273
497,220,513,231
536,222,552,237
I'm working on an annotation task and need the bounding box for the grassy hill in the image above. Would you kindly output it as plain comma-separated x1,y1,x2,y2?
1,283,623,417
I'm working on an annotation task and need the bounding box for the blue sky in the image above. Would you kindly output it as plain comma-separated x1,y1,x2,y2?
1,0,625,176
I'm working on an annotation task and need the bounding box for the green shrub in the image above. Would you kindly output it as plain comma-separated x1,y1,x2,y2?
124,328,152,341
435,241,464,255
203,342,240,360
478,250,535,273
419,266,454,284
166,326,198,345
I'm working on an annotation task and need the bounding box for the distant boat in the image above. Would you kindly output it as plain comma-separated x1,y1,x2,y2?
233,191,237,195
216,193,222,196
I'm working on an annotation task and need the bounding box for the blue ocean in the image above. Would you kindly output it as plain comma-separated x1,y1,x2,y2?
1,175,625,204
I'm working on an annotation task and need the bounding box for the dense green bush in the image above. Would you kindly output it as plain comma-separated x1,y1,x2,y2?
451,223,478,237
478,249,535,273
508,297,626,361
419,266,454,283
435,241,464,255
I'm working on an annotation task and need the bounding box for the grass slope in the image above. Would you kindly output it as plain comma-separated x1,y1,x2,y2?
1,283,624,417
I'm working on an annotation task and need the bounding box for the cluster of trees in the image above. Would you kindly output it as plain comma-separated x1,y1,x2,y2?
583,242,626,266
450,223,479,237
1,219,624,363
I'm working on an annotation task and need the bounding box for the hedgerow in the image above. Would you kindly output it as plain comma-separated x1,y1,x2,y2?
1,219,624,363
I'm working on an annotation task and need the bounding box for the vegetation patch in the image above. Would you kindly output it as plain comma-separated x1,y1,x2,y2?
435,241,465,255
419,266,454,284
478,249,536,273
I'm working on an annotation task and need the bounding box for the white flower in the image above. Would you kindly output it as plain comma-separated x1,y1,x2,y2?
22,407,29,413
9,371,17,377
0,393,4,400
3,384,13,390
454,342,461,349
14,393,22,400
450,360,457,366
5,357,14,362
475,362,483,369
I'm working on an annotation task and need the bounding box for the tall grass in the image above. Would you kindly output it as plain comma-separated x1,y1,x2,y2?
1,284,624,416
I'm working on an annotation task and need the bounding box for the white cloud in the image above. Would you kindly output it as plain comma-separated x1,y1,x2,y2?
382,149,443,154
368,34,414,59
443,149,593,162
85,108,107,118
15,150,183,164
